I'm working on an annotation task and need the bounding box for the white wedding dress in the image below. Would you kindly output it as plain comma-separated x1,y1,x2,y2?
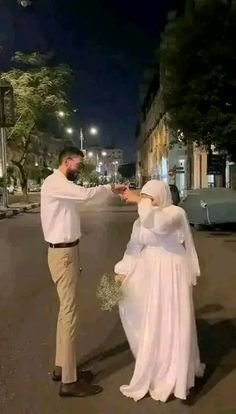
115,198,205,402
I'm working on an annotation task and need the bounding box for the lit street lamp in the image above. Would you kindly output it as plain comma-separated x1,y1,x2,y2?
102,151,107,156
66,127,73,134
17,0,32,6
90,127,98,135
111,160,119,182
58,111,65,118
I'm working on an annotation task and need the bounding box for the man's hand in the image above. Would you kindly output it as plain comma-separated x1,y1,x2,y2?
111,183,127,195
122,189,141,204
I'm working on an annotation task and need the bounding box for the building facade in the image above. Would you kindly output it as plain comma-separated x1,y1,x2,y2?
85,146,124,181
136,78,189,196
136,75,230,194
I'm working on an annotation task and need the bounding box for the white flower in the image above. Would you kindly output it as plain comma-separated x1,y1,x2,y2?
96,273,123,311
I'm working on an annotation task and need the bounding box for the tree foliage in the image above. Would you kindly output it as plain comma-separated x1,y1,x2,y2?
0,52,72,193
160,0,236,158
78,161,98,184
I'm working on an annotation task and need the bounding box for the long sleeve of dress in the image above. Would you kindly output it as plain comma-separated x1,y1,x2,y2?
114,220,144,276
137,199,200,285
138,199,181,234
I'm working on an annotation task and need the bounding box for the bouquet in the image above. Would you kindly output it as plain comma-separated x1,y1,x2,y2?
96,273,125,311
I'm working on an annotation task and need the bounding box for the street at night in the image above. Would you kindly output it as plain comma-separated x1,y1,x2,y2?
1,207,236,414
1,0,236,412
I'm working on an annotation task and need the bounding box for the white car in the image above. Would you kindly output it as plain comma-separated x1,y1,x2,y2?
180,188,236,228
7,184,14,194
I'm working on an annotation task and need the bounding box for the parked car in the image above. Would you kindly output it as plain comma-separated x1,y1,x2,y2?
14,186,22,193
129,182,136,190
28,184,41,192
0,185,14,195
7,184,14,194
180,188,236,227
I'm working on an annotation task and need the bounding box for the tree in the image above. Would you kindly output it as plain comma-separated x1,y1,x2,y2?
0,52,72,195
160,0,236,158
0,176,5,187
78,161,97,185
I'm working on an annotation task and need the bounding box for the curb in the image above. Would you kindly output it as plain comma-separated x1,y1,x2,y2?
0,203,40,220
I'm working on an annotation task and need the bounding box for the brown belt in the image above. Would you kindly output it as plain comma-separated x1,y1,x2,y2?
49,239,79,249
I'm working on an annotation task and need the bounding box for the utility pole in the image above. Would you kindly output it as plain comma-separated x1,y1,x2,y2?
80,128,84,151
0,80,15,209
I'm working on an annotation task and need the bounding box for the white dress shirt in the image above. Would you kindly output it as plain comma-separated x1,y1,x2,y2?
40,169,111,244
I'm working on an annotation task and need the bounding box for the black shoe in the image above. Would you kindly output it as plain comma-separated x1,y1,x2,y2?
52,368,94,383
59,381,103,398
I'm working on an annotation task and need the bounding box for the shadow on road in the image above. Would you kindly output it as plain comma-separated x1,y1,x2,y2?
78,321,132,380
183,316,236,406
77,310,236,408
78,310,236,406
193,224,236,234
209,224,236,234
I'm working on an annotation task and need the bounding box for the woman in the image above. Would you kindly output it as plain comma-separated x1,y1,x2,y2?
115,180,205,403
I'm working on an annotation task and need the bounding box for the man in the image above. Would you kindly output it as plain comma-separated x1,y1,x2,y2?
40,146,125,397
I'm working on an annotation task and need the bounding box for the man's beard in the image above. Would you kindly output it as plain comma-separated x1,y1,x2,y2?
66,169,79,182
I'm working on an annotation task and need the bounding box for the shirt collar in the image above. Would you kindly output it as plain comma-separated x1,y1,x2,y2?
54,169,67,180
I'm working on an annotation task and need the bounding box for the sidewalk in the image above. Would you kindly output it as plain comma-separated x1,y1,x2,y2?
0,203,40,220
0,193,40,220
0,192,136,219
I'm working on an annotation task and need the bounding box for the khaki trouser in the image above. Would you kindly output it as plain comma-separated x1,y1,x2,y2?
48,245,80,384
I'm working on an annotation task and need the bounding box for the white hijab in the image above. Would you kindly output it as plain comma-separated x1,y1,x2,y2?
141,180,200,285
141,180,173,209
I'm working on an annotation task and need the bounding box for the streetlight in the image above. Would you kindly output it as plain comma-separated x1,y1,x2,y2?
88,152,93,158
111,160,119,182
90,127,98,135
78,126,99,153
102,151,107,156
66,127,73,134
58,111,65,118
17,0,32,6
80,128,84,152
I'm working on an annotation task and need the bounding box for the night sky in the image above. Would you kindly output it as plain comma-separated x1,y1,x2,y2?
0,0,184,162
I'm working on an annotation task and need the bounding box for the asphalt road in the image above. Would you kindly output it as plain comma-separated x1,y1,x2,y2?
0,208,236,414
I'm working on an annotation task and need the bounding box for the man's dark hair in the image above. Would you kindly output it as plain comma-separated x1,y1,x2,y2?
58,146,84,165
